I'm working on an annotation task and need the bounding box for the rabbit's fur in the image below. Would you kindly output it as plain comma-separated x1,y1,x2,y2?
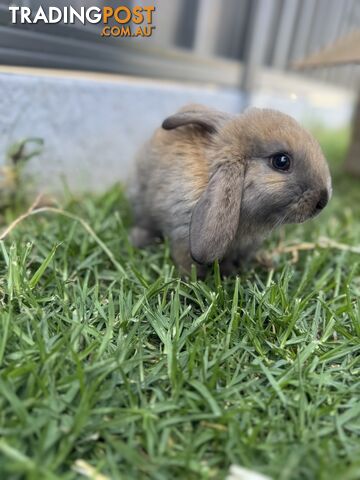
129,104,332,275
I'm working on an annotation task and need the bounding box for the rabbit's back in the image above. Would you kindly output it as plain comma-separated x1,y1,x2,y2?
130,127,210,237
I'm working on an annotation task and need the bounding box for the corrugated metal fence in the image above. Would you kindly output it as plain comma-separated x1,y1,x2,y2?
0,0,359,89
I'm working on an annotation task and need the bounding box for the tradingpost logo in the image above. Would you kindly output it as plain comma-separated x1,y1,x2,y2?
9,4,156,38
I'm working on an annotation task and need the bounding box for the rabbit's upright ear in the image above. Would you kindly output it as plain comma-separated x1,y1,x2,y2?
162,105,229,134
190,162,244,265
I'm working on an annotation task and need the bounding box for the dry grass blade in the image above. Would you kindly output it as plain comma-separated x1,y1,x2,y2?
73,460,110,480
0,200,127,276
0,193,44,240
272,236,360,263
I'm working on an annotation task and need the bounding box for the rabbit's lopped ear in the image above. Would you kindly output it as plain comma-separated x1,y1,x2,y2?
162,105,229,134
190,162,244,265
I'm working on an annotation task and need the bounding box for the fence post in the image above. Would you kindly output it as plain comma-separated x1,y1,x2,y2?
240,0,275,107
345,93,360,176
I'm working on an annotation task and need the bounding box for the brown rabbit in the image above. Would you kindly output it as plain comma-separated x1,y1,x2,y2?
128,104,332,275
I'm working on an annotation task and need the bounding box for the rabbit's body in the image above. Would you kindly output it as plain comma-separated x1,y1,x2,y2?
129,104,332,275
130,122,213,273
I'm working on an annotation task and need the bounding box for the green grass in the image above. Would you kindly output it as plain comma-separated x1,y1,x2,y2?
0,129,360,480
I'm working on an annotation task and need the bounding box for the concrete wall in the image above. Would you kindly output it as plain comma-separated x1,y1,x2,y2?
0,67,354,194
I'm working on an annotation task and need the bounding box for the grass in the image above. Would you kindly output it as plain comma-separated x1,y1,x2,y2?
0,128,359,480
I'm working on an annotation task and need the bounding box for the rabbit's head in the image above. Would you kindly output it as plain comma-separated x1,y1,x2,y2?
162,106,332,265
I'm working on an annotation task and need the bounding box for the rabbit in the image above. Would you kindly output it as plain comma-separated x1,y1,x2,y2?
128,103,332,276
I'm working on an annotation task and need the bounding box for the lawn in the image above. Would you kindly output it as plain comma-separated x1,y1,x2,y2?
0,128,359,480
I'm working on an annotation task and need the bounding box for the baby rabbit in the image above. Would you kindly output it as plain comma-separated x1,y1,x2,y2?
129,104,332,275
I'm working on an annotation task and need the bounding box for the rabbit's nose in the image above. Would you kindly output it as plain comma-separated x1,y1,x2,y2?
315,189,328,211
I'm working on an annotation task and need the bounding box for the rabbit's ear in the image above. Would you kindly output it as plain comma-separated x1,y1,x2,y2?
190,162,244,265
162,107,228,134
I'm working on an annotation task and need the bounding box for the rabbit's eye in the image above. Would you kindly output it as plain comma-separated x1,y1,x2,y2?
271,153,291,171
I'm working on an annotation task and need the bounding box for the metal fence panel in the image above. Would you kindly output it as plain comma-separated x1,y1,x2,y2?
0,0,358,88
